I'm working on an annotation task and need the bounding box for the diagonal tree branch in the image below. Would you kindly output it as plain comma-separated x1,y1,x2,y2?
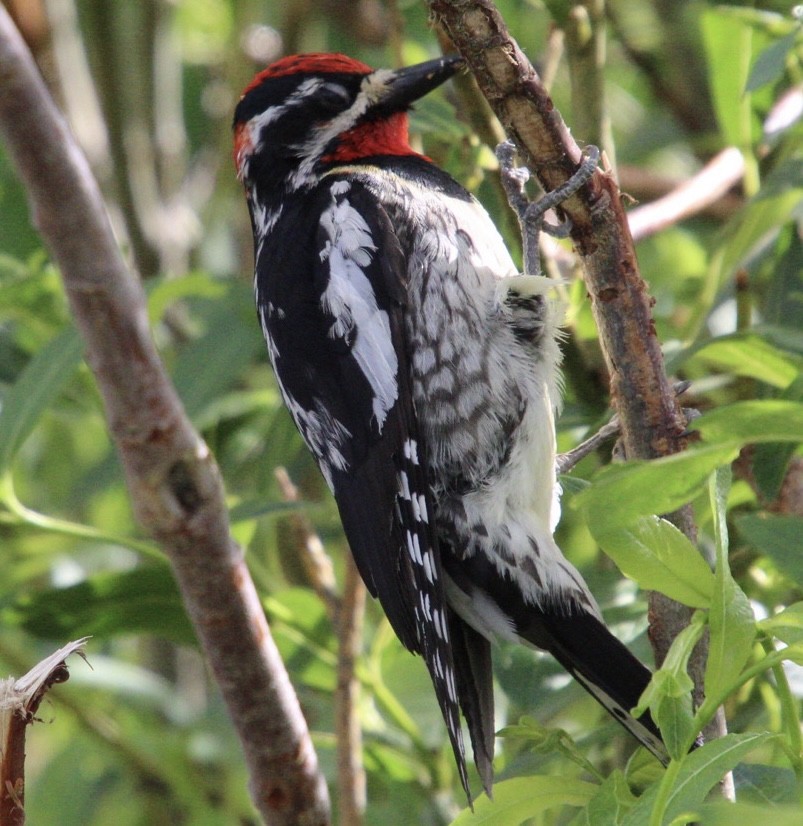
428,0,728,752
0,8,330,824
430,0,687,466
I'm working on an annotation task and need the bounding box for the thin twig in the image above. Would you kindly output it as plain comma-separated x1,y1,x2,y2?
273,467,367,823
335,557,367,826
274,467,340,622
0,9,330,824
564,1,615,172
627,147,745,241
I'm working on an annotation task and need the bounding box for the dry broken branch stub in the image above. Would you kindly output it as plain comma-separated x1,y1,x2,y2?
0,638,90,826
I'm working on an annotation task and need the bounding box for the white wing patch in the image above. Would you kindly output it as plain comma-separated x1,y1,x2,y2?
257,305,350,492
283,395,351,492
319,185,398,431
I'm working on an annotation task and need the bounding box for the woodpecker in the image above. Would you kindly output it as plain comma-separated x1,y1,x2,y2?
233,52,666,801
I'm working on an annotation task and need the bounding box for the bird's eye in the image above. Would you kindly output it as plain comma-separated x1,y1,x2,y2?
317,83,351,112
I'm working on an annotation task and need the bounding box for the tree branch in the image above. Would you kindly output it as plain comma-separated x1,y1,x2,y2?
428,0,727,747
0,8,330,824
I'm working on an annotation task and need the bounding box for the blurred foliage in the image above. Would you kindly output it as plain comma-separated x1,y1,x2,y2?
0,0,801,823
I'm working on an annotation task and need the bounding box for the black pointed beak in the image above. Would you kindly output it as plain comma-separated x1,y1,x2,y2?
373,54,464,113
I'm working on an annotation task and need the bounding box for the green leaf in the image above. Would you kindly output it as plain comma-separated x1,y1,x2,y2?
752,375,803,500
8,564,196,644
701,9,754,147
592,517,714,608
0,326,84,476
264,589,337,692
655,689,696,762
711,187,803,287
622,733,777,826
687,335,799,389
228,498,309,524
691,401,803,447
449,776,597,825
782,642,803,665
170,291,264,420
146,271,227,324
699,801,803,826
736,514,803,586
705,468,756,699
746,30,801,91
578,445,738,532
569,771,636,826
751,441,797,502
638,614,705,757
637,615,703,718
759,601,803,644
731,762,799,805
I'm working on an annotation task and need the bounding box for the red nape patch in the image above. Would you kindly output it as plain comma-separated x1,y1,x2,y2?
322,112,426,164
232,122,252,178
242,53,373,96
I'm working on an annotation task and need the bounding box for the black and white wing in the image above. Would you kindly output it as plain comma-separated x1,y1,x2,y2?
255,177,471,797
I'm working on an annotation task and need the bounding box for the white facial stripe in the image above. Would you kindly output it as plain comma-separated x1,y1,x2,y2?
246,77,324,158
290,69,393,188
360,69,395,103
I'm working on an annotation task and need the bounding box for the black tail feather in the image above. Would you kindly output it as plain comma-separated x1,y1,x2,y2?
519,610,668,764
448,609,495,797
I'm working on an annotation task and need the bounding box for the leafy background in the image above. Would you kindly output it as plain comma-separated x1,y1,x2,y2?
0,0,801,823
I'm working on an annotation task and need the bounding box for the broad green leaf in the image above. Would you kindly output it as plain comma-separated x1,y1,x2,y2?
264,589,338,692
193,388,276,431
756,154,803,198
759,601,803,644
655,690,696,762
691,401,803,447
622,733,777,826
592,517,714,608
638,614,704,757
746,30,801,91
450,776,597,825
763,230,803,333
705,468,755,699
0,326,84,476
730,762,799,805
637,614,703,716
701,9,754,147
569,771,636,826
578,445,738,533
264,588,337,692
362,741,419,784
8,564,196,644
171,293,264,420
780,642,803,664
753,375,803,500
710,187,803,288
146,271,227,324
699,801,803,826
736,514,803,586
687,335,799,389
752,441,797,502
